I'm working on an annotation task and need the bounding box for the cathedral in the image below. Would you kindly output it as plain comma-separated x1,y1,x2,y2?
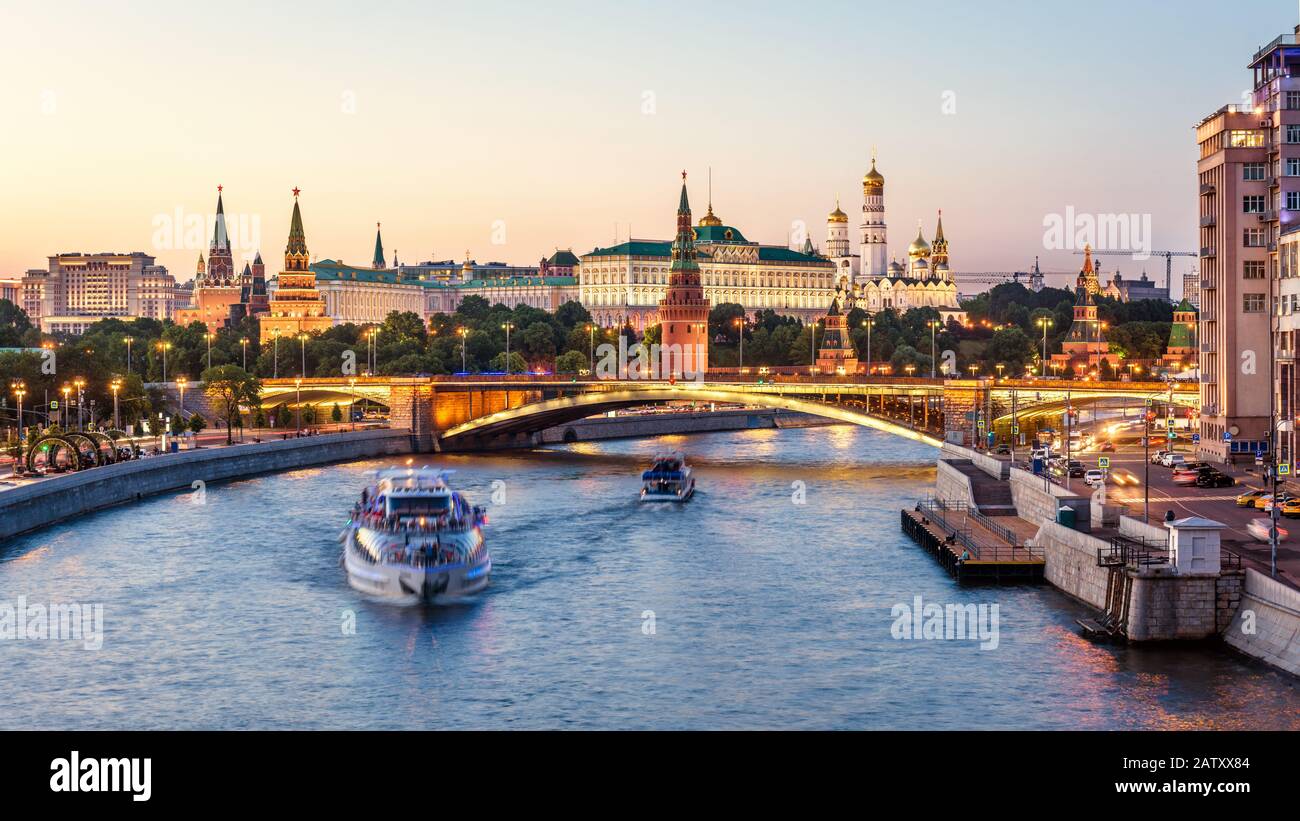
824,153,963,322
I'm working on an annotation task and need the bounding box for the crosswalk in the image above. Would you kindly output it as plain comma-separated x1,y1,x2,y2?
1113,494,1241,503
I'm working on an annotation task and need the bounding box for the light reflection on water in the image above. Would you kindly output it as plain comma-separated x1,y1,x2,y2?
0,424,1296,729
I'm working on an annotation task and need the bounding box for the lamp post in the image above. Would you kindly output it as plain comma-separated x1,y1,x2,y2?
587,323,596,374
502,322,514,374
10,381,25,457
110,379,121,431
294,377,302,433
124,337,133,374
240,337,249,371
809,319,819,376
458,327,468,374
1036,317,1053,377
60,384,71,429
928,319,940,378
176,376,187,418
348,377,357,431
73,377,85,431
299,334,308,378
204,333,214,372
157,341,171,383
272,329,281,379
734,316,745,373
863,316,873,375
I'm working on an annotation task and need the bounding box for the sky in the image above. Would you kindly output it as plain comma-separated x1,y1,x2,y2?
2,0,1299,298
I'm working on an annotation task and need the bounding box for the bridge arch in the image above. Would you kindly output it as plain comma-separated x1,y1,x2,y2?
438,386,944,447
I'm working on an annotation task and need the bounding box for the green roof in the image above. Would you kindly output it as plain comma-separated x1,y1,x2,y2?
547,249,580,266
691,224,748,243
585,240,673,258
311,260,574,290
758,246,826,263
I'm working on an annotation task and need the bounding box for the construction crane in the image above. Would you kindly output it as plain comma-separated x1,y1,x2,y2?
1073,249,1196,292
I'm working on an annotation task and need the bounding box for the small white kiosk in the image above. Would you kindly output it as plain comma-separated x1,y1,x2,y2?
1163,517,1226,575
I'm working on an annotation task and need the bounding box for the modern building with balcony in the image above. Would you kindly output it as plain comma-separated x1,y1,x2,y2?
1193,25,1300,463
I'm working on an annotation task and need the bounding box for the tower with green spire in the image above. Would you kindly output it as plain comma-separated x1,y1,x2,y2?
658,171,711,377
284,188,309,272
260,187,332,339
372,223,385,269
208,185,235,284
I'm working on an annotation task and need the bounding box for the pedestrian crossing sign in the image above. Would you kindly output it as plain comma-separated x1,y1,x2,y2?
1098,457,1110,469
1282,464,1293,477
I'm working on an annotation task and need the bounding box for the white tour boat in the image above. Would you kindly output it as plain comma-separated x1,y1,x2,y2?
640,452,695,503
341,468,491,603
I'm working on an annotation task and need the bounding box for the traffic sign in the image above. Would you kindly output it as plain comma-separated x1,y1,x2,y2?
1011,424,1020,434
1192,433,1201,443
49,401,59,409
1281,464,1293,477
977,420,985,429
1167,418,1175,429
1098,456,1111,469
1224,432,1233,442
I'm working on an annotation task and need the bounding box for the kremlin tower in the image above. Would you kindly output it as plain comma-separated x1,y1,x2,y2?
815,286,859,375
175,186,253,332
259,188,332,339
658,172,710,378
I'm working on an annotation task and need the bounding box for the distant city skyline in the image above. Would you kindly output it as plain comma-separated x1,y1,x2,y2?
4,0,1299,296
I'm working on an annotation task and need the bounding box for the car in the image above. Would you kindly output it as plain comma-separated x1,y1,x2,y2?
1194,470,1235,489
1083,469,1104,487
1172,470,1201,486
993,444,1011,455
1099,442,1116,452
1258,493,1296,511
1160,453,1186,468
1150,450,1170,464
1066,459,1086,478
1237,489,1269,507
1031,448,1051,462
1280,498,1300,518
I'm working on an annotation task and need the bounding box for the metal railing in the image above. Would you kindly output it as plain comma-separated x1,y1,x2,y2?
1098,535,1170,569
918,497,1045,561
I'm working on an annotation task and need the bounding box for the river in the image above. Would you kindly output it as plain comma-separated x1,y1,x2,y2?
1,425,1297,729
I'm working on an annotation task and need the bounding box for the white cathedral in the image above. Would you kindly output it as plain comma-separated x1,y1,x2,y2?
823,153,964,322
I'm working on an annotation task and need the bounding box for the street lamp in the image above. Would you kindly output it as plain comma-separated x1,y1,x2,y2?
204,332,214,372
458,327,469,374
73,377,85,431
294,377,303,433
272,329,281,379
348,377,357,431
1036,317,1053,377
928,319,941,378
10,381,26,455
587,323,596,374
60,384,71,429
996,363,1005,380
299,334,308,378
157,341,171,383
240,337,249,371
110,379,121,431
123,337,133,374
176,376,188,418
502,322,515,374
863,316,874,375
734,316,745,372
809,319,820,376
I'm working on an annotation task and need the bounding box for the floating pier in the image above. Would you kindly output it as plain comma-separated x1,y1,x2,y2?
900,503,1046,584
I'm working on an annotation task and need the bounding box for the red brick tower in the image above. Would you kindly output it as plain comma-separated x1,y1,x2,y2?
659,171,710,378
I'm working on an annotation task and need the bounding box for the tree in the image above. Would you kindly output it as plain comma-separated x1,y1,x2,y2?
331,403,342,423
555,350,588,374
489,351,528,373
520,321,557,366
188,413,207,434
201,365,261,445
274,403,292,430
554,300,592,329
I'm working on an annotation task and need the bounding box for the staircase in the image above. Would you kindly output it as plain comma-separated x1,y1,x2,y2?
947,459,1017,517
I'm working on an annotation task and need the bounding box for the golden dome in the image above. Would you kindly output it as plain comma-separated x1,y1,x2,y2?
863,159,884,190
698,204,723,227
908,223,930,258
828,200,848,223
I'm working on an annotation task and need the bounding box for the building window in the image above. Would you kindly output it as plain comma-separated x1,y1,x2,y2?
1289,125,1300,144
1288,91,1300,110
1244,260,1266,279
1288,158,1300,177
1229,130,1265,147
1244,162,1266,181
1244,293,1266,312
1244,195,1267,213
1289,191,1300,211
1245,228,1268,247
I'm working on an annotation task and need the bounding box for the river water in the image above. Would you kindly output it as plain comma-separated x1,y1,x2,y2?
1,425,1297,729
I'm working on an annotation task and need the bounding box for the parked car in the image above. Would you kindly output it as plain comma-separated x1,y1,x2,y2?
1237,489,1269,507
1160,453,1186,468
1194,469,1235,489
1150,450,1170,464
1258,493,1297,511
1280,498,1300,518
1066,459,1086,478
1172,470,1201,486
1084,469,1105,487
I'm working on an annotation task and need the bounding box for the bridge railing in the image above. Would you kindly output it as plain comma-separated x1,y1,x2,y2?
919,497,1045,562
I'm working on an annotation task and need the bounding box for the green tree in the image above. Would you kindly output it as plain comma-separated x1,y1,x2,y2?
188,413,207,434
331,403,342,423
555,350,588,374
201,365,261,445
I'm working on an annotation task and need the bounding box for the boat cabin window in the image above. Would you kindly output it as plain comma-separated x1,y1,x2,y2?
386,495,452,516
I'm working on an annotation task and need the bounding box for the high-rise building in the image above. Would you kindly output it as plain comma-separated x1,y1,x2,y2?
259,189,333,339
658,173,709,378
19,252,178,334
1194,25,1300,463
1182,269,1201,309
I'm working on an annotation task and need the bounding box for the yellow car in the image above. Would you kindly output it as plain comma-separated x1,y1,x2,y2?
1237,490,1268,507
1257,493,1296,511
1281,499,1300,519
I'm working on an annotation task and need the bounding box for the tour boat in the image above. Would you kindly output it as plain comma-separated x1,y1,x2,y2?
340,468,491,603
640,452,695,503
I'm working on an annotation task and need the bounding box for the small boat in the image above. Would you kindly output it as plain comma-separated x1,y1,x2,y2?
640,451,695,503
340,468,491,604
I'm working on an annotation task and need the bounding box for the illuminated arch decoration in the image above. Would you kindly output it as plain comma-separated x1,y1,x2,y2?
61,432,106,467
25,435,85,473
81,431,120,464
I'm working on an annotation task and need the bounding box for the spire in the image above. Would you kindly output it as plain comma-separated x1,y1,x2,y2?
934,209,945,243
373,222,385,269
211,186,230,253
671,172,699,275
678,170,690,213
284,188,309,272
1082,243,1094,275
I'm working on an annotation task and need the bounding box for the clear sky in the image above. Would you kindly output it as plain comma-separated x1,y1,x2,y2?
2,0,1298,295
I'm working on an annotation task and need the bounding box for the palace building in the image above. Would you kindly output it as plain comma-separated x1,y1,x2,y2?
175,186,268,332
